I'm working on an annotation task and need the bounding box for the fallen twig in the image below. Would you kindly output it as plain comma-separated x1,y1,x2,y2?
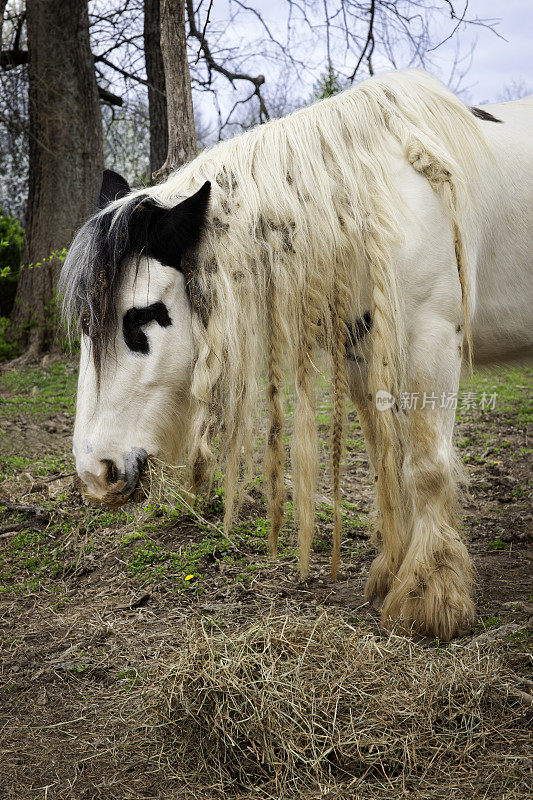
0,522,28,538
0,499,70,524
113,592,151,612
43,471,76,483
0,500,53,519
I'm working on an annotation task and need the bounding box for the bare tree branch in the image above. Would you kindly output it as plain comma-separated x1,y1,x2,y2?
98,86,123,105
0,48,27,67
194,0,213,63
185,0,270,121
348,0,375,81
94,53,156,91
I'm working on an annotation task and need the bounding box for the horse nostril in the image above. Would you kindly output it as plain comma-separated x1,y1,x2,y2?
136,453,148,474
101,458,119,484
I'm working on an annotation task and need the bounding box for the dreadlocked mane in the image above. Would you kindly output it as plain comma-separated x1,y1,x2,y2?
62,70,486,577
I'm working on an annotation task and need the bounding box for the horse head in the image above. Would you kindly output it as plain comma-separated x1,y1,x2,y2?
60,169,211,504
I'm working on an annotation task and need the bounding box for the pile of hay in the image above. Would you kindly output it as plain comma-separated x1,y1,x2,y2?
141,613,530,799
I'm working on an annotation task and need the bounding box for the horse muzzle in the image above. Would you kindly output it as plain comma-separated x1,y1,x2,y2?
75,447,148,505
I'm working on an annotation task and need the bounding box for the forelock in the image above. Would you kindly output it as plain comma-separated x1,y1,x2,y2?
60,194,150,376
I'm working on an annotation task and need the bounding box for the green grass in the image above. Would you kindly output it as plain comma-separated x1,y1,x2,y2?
120,530,147,545
0,359,530,598
457,364,533,425
1,523,70,592
0,501,138,594
512,483,530,499
0,453,74,482
125,525,240,588
314,500,369,537
0,360,77,417
479,615,503,630
0,455,33,475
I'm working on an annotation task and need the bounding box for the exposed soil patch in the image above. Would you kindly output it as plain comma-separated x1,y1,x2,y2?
0,358,531,799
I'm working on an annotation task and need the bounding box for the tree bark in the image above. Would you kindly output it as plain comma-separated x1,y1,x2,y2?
153,0,196,183
0,1,9,49
9,0,103,356
144,0,168,180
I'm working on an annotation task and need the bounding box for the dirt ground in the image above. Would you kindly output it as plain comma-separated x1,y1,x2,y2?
0,357,531,799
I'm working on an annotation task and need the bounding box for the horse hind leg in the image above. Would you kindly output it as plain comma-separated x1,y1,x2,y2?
381,316,475,641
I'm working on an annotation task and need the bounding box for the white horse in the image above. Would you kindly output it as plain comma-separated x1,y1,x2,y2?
60,70,533,641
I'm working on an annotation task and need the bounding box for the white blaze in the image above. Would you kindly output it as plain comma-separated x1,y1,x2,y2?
73,256,195,499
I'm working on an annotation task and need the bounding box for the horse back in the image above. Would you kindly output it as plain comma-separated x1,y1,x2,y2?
468,98,533,364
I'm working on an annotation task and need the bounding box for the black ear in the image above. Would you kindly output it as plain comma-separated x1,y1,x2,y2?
144,181,212,268
98,169,131,209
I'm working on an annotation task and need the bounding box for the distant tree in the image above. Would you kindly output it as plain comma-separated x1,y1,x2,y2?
0,208,22,271
154,0,196,181
312,67,343,102
144,0,168,178
7,0,103,356
0,1,29,219
0,63,27,219
498,80,532,102
102,100,151,187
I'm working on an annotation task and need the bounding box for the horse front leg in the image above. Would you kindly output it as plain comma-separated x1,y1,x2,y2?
346,359,402,601
380,315,475,640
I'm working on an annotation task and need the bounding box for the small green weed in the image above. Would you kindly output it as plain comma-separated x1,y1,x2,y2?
121,530,147,545
487,538,510,551
480,615,503,630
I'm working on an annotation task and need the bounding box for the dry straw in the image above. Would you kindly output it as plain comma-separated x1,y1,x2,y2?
138,613,530,799
143,456,228,538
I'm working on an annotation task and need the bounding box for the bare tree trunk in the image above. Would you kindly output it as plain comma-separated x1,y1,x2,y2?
153,0,196,183
144,0,168,180
0,1,8,47
9,0,103,357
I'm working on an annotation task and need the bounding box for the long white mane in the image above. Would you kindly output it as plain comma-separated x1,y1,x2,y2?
109,71,489,576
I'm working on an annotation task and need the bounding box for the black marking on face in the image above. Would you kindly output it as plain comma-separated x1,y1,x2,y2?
69,176,211,376
470,106,503,123
123,301,172,354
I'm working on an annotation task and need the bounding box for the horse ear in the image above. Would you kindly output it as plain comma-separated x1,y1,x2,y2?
167,180,212,250
98,169,131,209
146,181,212,266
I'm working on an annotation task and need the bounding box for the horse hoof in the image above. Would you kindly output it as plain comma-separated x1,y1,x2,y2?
380,566,475,641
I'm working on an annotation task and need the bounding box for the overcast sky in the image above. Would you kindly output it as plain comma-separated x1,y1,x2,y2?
431,0,532,102
198,0,532,135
